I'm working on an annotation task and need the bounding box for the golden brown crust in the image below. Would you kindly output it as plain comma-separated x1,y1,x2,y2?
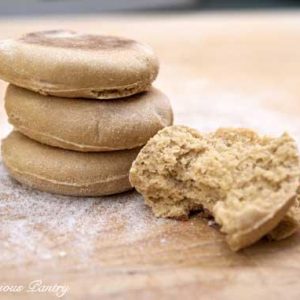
1,131,140,196
5,85,173,152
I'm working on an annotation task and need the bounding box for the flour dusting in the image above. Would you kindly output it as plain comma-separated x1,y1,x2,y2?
173,79,300,143
0,162,169,268
0,39,14,54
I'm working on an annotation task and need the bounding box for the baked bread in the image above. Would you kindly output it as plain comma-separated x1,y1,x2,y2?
0,30,159,99
5,85,173,152
130,125,300,251
2,131,140,196
267,196,300,241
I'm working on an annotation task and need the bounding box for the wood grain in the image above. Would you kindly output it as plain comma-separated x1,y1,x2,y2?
1,12,300,300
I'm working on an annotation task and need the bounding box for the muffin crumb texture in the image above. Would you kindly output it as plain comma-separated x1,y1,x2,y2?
129,125,300,251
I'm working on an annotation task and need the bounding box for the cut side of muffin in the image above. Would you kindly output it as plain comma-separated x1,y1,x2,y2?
130,125,300,251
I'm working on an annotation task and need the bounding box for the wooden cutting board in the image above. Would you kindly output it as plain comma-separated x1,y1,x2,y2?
1,11,300,300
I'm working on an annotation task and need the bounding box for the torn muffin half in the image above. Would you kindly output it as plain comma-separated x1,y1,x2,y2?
129,125,300,251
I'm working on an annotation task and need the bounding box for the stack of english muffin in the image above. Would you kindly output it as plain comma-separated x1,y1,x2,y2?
0,30,173,196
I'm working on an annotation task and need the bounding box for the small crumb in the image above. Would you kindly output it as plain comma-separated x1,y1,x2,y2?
208,220,216,227
58,251,67,257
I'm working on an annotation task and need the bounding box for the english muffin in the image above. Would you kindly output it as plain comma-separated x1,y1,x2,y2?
2,131,140,196
5,85,173,151
129,126,300,251
0,30,159,99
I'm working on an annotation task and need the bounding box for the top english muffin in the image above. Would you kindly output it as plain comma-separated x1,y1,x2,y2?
0,30,159,99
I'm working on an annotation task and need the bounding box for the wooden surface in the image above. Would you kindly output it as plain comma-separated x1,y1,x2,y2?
1,11,300,300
